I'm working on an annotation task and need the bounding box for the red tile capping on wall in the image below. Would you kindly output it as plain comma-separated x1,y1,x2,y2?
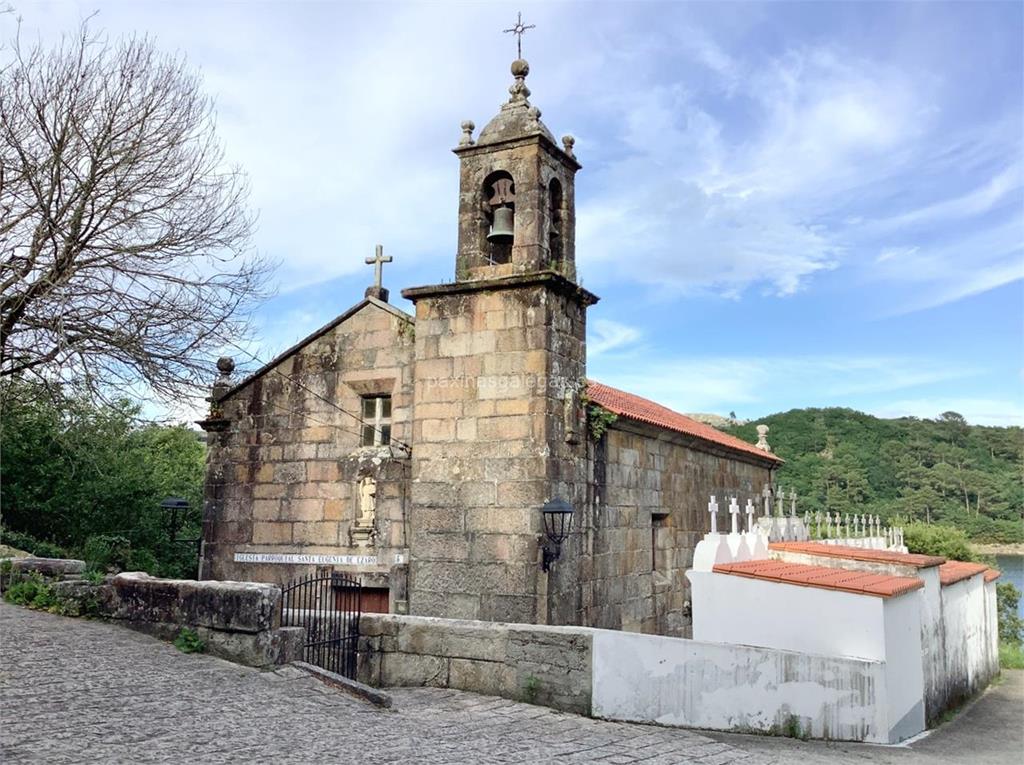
769,541,946,569
983,568,1002,583
713,559,925,598
938,560,991,587
586,381,783,463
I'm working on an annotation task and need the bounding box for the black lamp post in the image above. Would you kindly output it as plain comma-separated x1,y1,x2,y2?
540,497,574,572
159,497,190,545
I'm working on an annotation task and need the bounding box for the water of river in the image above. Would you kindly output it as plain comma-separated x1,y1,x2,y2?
995,554,1024,619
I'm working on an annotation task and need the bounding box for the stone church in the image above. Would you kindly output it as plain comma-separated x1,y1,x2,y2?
199,55,781,636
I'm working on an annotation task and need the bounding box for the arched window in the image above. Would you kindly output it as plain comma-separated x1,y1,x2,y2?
548,178,563,268
481,171,515,265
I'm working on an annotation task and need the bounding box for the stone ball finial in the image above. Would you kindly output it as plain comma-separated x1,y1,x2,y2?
459,120,476,147
511,58,530,78
755,424,771,452
216,356,235,375
562,135,576,157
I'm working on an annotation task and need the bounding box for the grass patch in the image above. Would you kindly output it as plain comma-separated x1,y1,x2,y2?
173,627,205,654
1000,642,1024,670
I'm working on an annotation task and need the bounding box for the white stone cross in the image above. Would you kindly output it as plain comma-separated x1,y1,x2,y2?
789,489,798,518
729,497,741,535
708,495,720,534
365,244,393,290
762,484,773,517
745,498,756,533
776,487,785,517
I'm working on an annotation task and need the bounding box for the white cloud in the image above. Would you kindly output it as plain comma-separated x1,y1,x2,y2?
872,398,1024,427
589,354,984,419
588,319,642,357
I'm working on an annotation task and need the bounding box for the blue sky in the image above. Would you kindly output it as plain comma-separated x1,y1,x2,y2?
16,1,1024,425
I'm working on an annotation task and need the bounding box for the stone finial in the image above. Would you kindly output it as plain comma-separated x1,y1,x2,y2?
527,105,542,129
211,356,235,402
708,495,719,534
459,120,476,147
562,135,576,157
508,58,532,103
755,424,771,452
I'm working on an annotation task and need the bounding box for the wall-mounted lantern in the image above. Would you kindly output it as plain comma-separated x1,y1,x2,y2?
540,497,574,572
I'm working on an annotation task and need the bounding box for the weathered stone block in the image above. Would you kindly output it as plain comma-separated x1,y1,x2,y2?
111,573,281,633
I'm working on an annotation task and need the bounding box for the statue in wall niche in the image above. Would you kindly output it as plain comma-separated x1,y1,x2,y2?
351,475,377,548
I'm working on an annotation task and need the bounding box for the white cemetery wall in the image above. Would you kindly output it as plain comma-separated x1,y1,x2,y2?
882,591,927,741
591,630,890,744
687,571,888,661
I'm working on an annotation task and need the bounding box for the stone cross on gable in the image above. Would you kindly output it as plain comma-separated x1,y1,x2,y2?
708,495,720,534
364,244,393,302
729,497,741,535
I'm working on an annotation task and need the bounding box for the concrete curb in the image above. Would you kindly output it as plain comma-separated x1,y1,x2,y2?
292,661,393,708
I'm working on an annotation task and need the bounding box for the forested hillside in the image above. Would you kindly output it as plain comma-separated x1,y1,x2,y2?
724,409,1023,544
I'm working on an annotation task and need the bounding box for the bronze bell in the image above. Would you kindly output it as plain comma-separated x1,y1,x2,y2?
487,206,515,243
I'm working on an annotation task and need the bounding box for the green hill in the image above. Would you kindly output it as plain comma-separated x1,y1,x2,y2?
723,409,1023,544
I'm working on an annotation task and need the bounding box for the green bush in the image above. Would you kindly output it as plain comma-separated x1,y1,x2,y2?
0,527,68,559
173,627,205,654
903,523,977,562
997,582,1023,647
83,534,134,572
4,574,49,606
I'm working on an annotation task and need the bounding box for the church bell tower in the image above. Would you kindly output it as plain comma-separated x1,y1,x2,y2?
453,58,580,283
402,36,597,625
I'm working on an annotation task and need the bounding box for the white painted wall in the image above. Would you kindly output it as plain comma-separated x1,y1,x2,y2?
592,630,890,743
688,571,887,661
770,549,946,724
882,591,926,741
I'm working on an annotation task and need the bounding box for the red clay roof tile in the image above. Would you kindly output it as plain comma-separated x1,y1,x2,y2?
769,541,945,569
984,568,1002,583
938,560,990,586
713,559,924,598
586,381,782,463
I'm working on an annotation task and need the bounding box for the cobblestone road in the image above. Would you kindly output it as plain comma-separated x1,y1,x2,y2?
2,604,1021,764
0,604,771,764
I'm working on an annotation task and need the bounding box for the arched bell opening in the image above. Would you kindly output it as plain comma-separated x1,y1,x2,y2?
481,170,515,265
547,178,563,270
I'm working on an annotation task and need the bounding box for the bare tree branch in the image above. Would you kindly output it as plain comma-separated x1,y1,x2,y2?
0,18,272,405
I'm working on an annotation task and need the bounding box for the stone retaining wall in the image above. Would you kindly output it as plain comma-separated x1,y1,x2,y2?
2,559,302,669
357,613,594,714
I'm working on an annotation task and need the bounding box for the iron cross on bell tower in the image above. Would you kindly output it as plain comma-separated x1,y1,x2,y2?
503,12,535,59
364,244,393,302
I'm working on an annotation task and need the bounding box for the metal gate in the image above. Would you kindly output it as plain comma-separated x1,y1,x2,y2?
281,572,361,678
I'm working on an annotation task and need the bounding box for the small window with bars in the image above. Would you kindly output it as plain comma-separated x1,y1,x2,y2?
360,395,392,446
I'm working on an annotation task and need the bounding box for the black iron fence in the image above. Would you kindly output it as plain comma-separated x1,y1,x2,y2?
280,572,362,678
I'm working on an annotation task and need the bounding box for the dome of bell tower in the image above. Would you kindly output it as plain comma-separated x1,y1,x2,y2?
475,59,558,146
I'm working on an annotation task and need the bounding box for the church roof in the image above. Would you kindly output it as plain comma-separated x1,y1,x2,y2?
713,559,924,599
586,381,782,464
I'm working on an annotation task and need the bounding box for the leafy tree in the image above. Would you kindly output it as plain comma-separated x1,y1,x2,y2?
997,583,1023,647
0,381,204,575
724,408,1022,544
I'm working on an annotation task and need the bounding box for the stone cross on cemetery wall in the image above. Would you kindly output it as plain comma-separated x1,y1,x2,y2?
729,497,741,535
708,495,720,534
745,498,756,533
